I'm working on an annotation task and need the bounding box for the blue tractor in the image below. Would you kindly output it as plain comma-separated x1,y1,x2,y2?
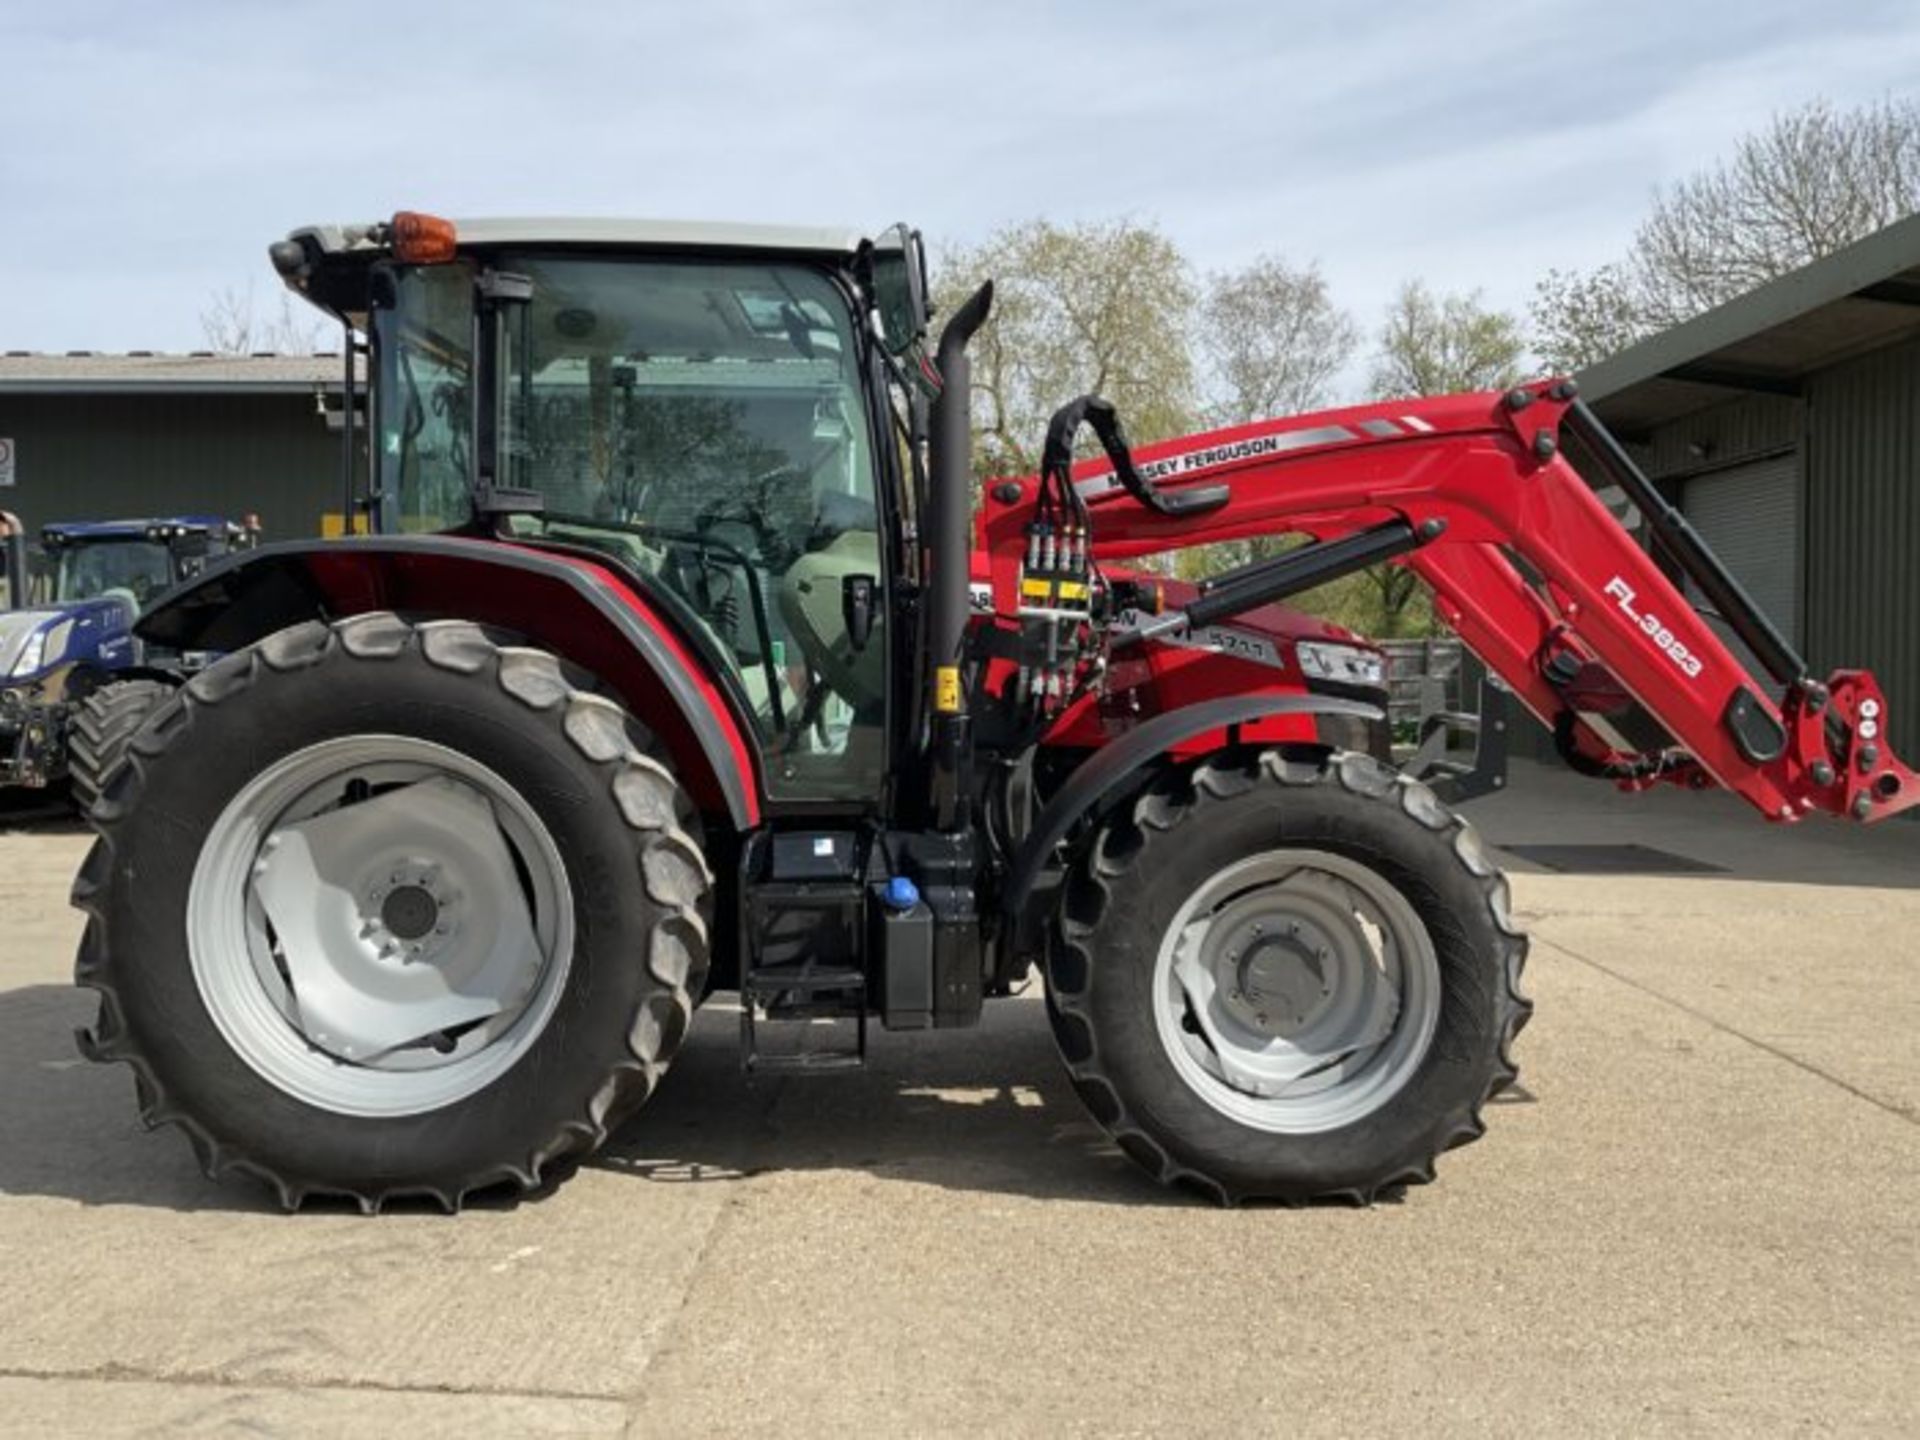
0,513,257,808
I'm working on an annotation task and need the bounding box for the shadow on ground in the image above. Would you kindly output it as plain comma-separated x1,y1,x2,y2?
0,982,1221,1214
0,788,87,836
591,996,1185,1208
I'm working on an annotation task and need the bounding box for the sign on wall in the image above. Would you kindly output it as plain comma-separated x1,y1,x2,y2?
0,438,13,487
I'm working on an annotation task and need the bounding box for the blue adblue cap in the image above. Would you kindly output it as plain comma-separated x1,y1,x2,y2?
883,875,921,911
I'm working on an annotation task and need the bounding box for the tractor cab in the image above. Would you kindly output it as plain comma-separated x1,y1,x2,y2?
275,214,932,804
38,516,258,615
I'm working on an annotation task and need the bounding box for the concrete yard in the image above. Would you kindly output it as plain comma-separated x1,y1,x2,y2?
1,764,1915,1437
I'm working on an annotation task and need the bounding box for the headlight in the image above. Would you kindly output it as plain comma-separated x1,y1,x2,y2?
1295,639,1386,688
10,627,48,678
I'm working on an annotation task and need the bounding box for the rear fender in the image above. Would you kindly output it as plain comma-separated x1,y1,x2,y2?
1004,693,1383,933
137,536,760,828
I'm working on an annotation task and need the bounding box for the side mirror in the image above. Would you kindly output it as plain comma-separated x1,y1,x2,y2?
868,223,930,358
842,573,876,652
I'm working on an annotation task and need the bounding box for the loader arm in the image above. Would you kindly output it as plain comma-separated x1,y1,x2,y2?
981,381,1916,826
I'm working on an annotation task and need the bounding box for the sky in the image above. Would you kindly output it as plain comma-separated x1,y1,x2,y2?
3,0,1918,361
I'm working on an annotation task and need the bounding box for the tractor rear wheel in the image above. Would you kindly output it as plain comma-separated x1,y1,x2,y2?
1046,748,1529,1205
70,677,176,817
73,614,712,1212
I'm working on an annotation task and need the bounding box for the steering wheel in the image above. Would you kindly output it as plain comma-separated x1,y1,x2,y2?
690,463,815,573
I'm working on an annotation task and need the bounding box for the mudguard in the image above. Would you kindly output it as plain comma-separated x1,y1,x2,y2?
137,535,761,827
1003,692,1383,928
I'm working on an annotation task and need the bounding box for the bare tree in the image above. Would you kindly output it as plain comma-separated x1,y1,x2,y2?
935,218,1199,479
200,282,331,355
1534,97,1920,371
1197,255,1356,424
1162,257,1360,574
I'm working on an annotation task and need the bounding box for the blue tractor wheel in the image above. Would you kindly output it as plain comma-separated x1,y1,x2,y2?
70,678,177,819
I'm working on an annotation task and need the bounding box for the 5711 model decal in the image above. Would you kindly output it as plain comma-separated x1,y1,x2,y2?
1605,576,1704,679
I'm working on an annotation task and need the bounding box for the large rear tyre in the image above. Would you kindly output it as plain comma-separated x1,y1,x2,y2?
72,614,712,1212
70,677,176,818
1046,748,1529,1205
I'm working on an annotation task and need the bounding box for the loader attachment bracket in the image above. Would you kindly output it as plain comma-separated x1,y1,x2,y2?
1401,676,1511,805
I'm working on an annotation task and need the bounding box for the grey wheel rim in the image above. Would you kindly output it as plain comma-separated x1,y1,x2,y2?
187,735,574,1118
1151,849,1440,1134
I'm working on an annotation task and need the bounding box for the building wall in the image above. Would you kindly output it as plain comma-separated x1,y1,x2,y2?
0,391,343,543
1804,333,1920,762
1631,392,1803,480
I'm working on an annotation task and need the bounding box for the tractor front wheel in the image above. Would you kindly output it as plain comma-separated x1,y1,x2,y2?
72,614,712,1211
1047,748,1530,1205
69,676,176,817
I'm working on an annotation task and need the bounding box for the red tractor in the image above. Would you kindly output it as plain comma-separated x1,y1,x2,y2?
73,213,1916,1211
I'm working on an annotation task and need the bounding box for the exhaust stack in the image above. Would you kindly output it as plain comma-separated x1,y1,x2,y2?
924,281,993,831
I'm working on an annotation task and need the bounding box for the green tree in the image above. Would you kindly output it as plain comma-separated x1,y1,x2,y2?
1349,281,1526,635
1533,98,1920,371
1370,281,1527,398
933,218,1199,479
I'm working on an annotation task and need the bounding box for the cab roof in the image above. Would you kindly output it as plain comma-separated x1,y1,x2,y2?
290,216,868,260
43,517,238,542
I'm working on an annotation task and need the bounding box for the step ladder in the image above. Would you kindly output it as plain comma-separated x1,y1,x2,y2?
739,880,869,1073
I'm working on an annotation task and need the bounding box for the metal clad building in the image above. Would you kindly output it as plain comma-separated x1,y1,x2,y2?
0,354,350,543
1579,213,1920,762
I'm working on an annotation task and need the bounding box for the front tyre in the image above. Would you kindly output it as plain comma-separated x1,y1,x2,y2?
1046,748,1530,1205
72,615,712,1212
69,676,176,818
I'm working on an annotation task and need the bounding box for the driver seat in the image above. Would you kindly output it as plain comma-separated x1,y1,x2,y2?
779,531,883,710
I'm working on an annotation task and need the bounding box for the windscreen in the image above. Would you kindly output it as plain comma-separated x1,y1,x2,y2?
373,253,888,802
54,540,175,607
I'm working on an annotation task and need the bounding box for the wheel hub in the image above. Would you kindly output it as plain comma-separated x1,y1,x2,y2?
379,884,440,944
361,857,461,962
1227,927,1333,1037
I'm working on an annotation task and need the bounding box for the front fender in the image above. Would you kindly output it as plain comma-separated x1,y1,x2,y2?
1004,693,1384,930
137,535,760,828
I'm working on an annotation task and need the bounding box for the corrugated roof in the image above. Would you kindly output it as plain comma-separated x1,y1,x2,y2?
0,352,360,394
1579,212,1920,435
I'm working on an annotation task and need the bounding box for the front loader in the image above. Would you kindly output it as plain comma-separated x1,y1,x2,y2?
70,212,1917,1211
